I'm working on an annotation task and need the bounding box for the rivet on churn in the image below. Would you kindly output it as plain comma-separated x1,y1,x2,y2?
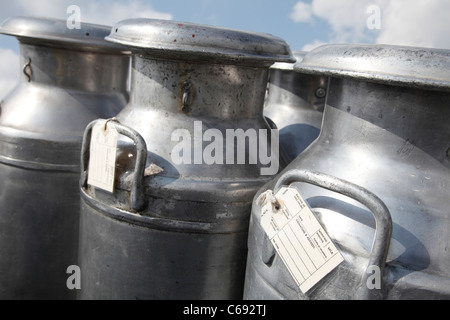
315,87,326,98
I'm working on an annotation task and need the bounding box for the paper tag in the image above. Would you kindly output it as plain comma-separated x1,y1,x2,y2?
87,121,119,193
260,187,344,293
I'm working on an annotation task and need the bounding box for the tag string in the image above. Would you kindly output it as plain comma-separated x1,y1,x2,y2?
256,190,281,211
103,117,121,132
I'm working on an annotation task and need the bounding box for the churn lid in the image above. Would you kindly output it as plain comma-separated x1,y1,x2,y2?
294,44,450,91
0,16,129,53
105,18,295,65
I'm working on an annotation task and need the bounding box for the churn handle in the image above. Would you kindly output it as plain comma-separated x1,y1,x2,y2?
80,119,148,212
270,169,393,300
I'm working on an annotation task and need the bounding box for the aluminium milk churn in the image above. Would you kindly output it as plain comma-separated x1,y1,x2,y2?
0,16,130,299
78,18,294,300
263,51,326,163
244,44,450,300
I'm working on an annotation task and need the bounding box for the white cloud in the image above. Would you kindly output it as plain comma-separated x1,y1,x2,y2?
301,40,327,52
13,0,71,18
0,49,19,100
1,1,173,27
289,2,313,23
291,0,388,42
376,0,450,49
291,0,450,50
83,1,173,25
312,0,386,43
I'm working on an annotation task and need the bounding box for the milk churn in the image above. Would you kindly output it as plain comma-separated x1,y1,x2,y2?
78,18,294,300
0,16,130,299
263,51,326,163
244,44,450,300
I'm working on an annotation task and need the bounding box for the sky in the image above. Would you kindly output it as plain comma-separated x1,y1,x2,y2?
0,0,449,99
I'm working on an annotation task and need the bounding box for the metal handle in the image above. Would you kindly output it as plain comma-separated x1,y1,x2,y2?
80,119,148,211
267,169,392,300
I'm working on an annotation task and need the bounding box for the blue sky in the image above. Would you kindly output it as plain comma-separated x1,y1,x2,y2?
0,0,449,98
0,1,333,53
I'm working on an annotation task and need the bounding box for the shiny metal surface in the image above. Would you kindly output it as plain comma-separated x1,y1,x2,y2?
0,17,130,299
295,43,450,91
78,18,294,300
263,51,326,163
106,18,294,65
0,16,128,52
244,44,450,300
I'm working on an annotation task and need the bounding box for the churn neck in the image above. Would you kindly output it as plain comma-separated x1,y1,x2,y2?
293,43,450,164
0,16,131,93
324,77,450,164
18,41,130,93
107,18,295,119
128,55,270,119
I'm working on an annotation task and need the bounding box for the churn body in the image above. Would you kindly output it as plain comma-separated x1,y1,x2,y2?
244,44,450,300
77,19,294,300
264,51,327,163
0,17,129,299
